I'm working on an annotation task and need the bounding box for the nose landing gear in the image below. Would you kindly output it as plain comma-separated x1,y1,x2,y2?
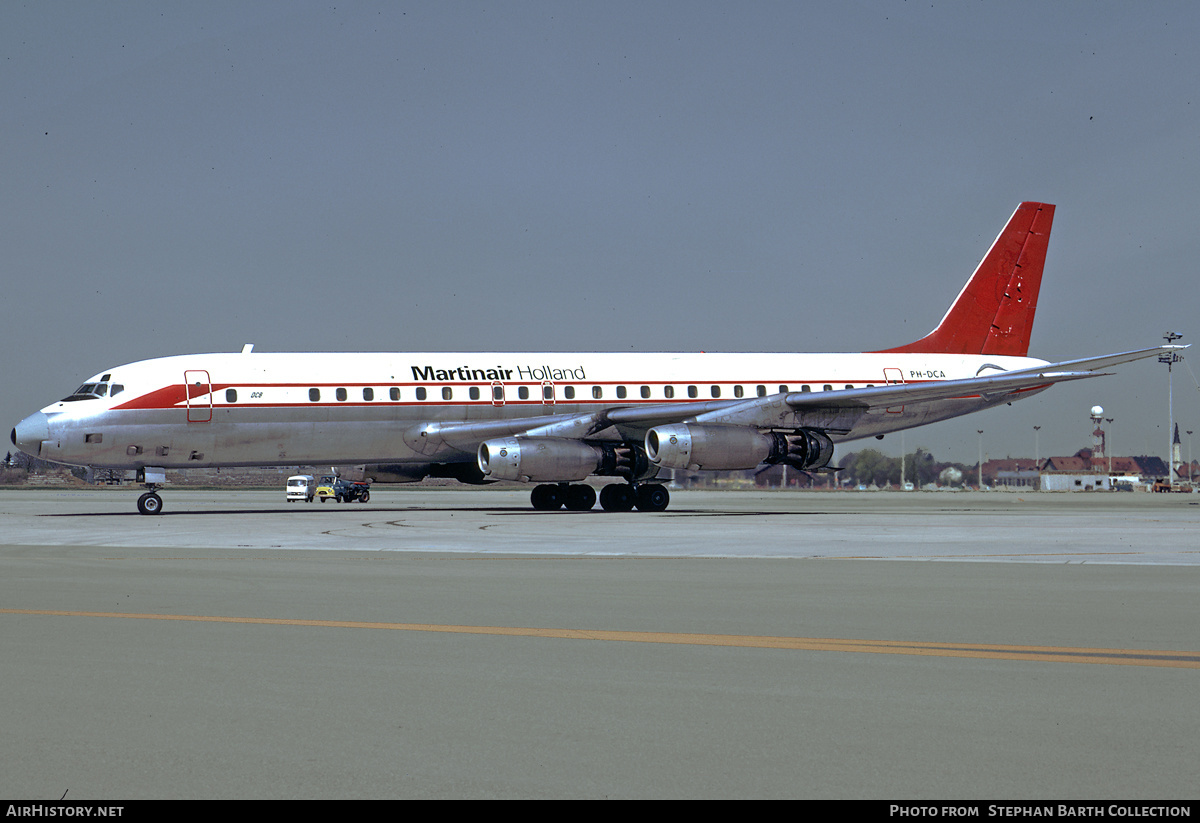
137,491,164,515
133,468,167,515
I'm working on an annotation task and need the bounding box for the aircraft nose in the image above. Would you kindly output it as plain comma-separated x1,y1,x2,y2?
11,411,50,457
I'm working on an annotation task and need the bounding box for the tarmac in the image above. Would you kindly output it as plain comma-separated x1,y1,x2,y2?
2,487,1199,798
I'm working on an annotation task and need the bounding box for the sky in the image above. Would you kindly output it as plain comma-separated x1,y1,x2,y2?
3,1,1199,466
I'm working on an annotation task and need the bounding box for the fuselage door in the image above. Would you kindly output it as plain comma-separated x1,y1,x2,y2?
491,381,505,406
185,370,213,423
541,380,555,405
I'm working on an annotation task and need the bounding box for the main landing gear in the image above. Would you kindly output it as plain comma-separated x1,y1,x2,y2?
529,482,670,512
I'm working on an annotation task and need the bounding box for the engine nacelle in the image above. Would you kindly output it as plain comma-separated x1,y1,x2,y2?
777,428,835,472
645,424,834,472
646,424,775,471
478,437,602,483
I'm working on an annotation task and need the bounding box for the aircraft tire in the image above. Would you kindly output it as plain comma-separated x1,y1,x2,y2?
530,484,563,511
563,484,596,511
634,484,670,512
137,492,163,516
599,483,635,512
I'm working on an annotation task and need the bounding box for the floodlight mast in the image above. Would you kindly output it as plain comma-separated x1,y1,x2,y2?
1159,332,1184,483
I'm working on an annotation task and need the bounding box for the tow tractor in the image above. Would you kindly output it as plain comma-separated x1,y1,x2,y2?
315,474,371,503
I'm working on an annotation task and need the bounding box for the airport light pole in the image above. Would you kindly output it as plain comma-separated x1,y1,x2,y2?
1033,425,1042,492
1106,418,1114,479
977,430,984,489
1189,430,1195,483
1159,332,1184,483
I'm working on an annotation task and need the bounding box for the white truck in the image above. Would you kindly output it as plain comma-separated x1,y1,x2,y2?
285,475,315,502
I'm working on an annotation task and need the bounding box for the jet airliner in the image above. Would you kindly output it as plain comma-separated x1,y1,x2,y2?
10,202,1176,514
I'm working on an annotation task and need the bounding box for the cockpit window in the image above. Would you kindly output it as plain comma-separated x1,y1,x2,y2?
62,384,99,401
61,381,119,402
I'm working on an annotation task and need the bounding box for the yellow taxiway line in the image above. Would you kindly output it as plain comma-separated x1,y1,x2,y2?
4,608,1198,668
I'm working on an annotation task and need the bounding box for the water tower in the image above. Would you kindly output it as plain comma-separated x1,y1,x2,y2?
1090,405,1105,459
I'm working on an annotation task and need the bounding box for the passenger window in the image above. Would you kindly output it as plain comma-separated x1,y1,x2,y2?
493,385,504,401
336,388,348,401
309,388,320,402
710,386,720,398
543,385,553,401
226,389,237,403
518,386,529,400
469,387,480,400
734,385,744,398
617,386,627,399
416,387,427,400
801,385,811,393
592,386,602,399
564,386,575,400
823,385,832,391
757,385,766,397
845,385,853,390
640,386,650,399
442,387,452,400
778,385,789,393
664,386,675,399
687,385,698,398
390,387,400,401
363,388,374,401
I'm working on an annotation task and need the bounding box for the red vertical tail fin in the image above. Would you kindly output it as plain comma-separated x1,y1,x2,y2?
879,202,1055,356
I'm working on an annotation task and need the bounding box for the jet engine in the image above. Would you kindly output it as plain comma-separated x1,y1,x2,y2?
645,424,834,472
478,437,603,483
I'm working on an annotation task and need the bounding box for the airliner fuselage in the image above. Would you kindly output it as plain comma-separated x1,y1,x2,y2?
14,349,1046,472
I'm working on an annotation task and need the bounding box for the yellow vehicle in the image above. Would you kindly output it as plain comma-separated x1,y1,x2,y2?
315,474,371,503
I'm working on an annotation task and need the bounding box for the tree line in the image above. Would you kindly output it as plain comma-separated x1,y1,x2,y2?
838,448,972,488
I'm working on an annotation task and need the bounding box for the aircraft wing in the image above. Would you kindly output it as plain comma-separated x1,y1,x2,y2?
691,345,1181,432
404,399,739,454
406,345,1179,453
999,345,1186,377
